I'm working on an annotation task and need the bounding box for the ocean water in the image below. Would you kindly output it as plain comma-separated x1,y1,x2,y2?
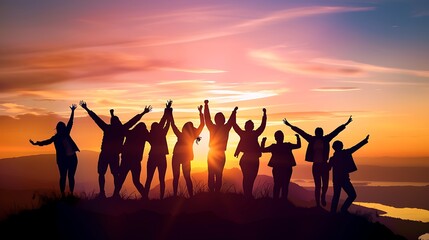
293,179,429,187
354,202,429,223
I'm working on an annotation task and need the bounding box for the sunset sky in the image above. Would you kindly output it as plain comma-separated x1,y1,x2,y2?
1,0,429,172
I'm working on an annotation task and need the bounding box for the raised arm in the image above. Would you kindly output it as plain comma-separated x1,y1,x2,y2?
160,99,173,129
203,100,215,131
123,105,152,129
170,110,181,137
260,137,270,153
226,106,238,128
348,134,369,154
291,134,301,149
325,115,353,141
79,100,108,130
195,105,205,136
255,108,267,136
66,104,77,133
283,118,312,141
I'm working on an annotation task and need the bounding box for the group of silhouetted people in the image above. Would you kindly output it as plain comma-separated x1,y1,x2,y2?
29,99,369,214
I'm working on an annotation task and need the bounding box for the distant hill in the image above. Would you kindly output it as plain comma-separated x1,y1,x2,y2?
0,192,406,240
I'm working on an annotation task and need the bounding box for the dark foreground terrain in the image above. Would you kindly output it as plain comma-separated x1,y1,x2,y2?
0,192,405,240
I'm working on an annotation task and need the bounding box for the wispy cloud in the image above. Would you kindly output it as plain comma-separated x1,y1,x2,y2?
312,87,360,92
313,58,429,78
235,6,374,29
249,48,429,79
0,103,52,116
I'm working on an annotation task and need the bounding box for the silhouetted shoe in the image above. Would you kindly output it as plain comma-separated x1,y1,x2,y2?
321,198,327,207
96,192,106,199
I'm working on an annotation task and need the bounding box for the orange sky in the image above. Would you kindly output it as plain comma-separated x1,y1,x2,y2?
1,1,429,170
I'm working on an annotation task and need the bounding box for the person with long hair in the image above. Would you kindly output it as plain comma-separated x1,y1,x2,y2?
112,106,152,199
233,108,267,199
170,105,204,197
29,104,80,198
143,100,172,199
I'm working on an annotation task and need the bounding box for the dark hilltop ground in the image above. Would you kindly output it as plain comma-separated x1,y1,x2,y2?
0,192,406,240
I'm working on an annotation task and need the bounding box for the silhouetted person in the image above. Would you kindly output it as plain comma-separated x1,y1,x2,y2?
329,135,369,214
283,116,352,207
203,100,238,193
171,105,204,197
143,100,172,200
112,106,152,199
79,100,147,198
233,108,267,199
261,131,301,201
29,104,80,198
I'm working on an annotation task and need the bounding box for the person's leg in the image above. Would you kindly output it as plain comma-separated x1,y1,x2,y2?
330,181,342,213
68,154,78,196
110,153,121,197
113,157,129,198
144,155,156,198
158,155,167,199
215,151,226,192
58,160,67,198
182,161,193,197
283,167,293,200
97,152,109,198
321,163,329,207
247,159,259,198
312,163,322,207
239,158,250,198
130,161,145,198
207,150,215,192
340,178,356,213
272,168,281,199
172,156,180,197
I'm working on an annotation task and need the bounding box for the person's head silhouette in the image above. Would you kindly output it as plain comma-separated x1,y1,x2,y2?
151,122,161,132
56,121,67,134
110,116,122,126
332,140,344,151
245,120,254,131
274,130,284,143
214,112,225,125
315,127,324,137
183,122,194,132
134,122,148,135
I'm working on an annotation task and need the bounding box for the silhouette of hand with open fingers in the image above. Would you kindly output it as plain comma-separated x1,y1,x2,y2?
166,99,173,109
144,105,152,114
70,104,77,111
283,118,292,127
79,100,87,109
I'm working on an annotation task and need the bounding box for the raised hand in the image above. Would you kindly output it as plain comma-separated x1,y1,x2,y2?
70,104,77,111
262,108,266,114
346,115,353,125
110,109,115,117
29,139,36,145
204,99,209,105
365,134,370,141
234,106,238,111
144,105,152,114
79,100,87,109
166,99,173,109
198,105,203,113
283,118,292,127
